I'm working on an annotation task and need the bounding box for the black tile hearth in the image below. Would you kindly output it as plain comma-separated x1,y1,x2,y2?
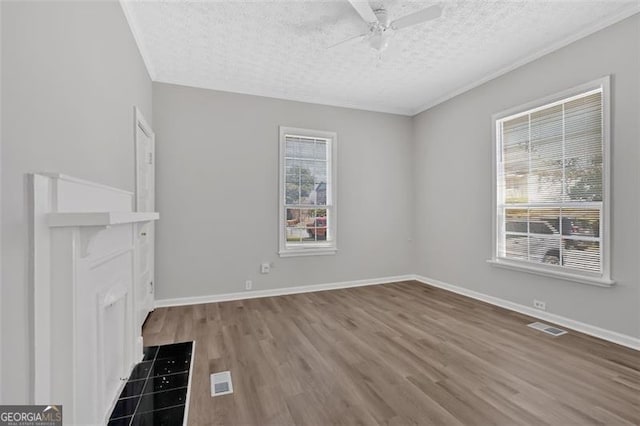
137,388,188,414
156,341,192,359
129,361,153,380
131,405,186,426
107,415,132,426
119,379,146,398
108,341,193,426
149,355,191,377
142,346,158,362
110,396,140,419
143,372,189,394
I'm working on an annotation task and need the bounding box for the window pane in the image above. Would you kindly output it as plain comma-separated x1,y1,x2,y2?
503,115,529,204
502,202,603,273
285,183,300,205
503,115,529,146
307,215,328,241
529,236,561,266
530,105,563,202
565,147,602,202
497,87,604,276
504,208,562,265
286,137,315,159
562,208,599,237
311,163,327,184
565,92,603,202
285,161,315,206
285,208,329,245
529,208,561,235
560,208,601,271
564,93,602,137
565,140,602,202
505,208,528,233
503,209,528,259
310,182,327,206
285,158,300,174
284,154,328,207
563,241,600,273
503,147,529,204
314,140,327,160
506,234,528,260
528,137,562,203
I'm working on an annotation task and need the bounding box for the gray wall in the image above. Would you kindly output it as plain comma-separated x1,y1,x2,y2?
413,14,640,338
1,0,152,403
152,83,414,300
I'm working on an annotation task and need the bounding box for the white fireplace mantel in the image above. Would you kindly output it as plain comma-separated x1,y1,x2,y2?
31,173,159,425
48,211,159,227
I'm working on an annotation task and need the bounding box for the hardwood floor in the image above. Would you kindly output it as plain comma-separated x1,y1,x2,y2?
142,281,640,425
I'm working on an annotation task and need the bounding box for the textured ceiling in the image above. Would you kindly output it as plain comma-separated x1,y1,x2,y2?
121,0,639,115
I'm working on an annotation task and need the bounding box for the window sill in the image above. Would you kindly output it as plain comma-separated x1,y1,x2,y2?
279,248,337,258
487,258,615,287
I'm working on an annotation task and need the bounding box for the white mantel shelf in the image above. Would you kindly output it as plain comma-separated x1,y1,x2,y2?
47,211,159,227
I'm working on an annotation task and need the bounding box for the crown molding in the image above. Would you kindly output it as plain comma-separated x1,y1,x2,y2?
411,6,640,116
120,0,157,81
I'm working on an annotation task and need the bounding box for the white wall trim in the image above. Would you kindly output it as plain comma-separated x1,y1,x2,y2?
155,275,415,308
411,5,640,115
413,275,640,351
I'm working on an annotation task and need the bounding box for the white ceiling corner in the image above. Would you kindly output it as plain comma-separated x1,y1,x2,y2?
120,0,640,116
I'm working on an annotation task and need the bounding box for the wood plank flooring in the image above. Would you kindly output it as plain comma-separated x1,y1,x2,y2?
142,281,640,425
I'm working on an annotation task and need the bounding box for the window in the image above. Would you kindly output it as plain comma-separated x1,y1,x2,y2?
279,127,337,257
491,77,612,285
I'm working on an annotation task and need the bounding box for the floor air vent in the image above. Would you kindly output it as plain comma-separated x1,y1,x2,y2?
528,321,567,337
211,371,233,397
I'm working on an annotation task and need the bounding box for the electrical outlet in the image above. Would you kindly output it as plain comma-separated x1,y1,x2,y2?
245,280,252,290
533,299,546,311
260,262,270,274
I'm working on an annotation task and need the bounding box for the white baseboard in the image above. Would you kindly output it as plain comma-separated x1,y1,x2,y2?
155,273,638,351
414,274,640,351
154,274,415,308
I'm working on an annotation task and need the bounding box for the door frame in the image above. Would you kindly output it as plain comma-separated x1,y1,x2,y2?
134,106,154,213
133,106,155,327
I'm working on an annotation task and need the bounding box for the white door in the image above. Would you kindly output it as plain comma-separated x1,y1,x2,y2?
134,107,155,329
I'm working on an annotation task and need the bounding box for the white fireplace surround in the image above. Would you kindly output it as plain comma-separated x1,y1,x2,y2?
31,173,159,425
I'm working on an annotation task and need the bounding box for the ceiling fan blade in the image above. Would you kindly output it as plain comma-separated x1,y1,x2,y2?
327,32,368,49
391,4,442,30
346,0,379,24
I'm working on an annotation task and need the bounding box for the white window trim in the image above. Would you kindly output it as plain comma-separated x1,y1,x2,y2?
279,126,338,257
489,76,613,287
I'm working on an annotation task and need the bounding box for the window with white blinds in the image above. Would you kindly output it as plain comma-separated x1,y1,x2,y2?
493,78,610,283
279,127,337,257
